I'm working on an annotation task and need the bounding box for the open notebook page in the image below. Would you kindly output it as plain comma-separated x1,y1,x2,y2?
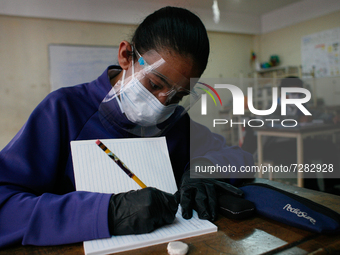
71,137,217,255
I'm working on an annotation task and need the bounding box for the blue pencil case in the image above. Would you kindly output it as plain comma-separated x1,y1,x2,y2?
239,183,340,234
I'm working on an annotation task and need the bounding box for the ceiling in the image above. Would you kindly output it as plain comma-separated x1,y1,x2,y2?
0,0,338,34
138,0,303,16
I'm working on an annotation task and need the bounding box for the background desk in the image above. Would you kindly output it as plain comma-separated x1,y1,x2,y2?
1,179,340,255
256,124,340,187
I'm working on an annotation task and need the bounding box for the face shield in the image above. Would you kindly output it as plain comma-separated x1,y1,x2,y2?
98,47,205,137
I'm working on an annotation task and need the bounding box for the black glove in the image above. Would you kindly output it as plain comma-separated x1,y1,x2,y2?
108,187,178,235
179,160,243,222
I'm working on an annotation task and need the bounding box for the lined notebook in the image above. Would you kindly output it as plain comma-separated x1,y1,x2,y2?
71,137,217,255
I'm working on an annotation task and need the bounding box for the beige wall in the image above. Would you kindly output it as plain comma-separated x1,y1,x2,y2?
255,10,340,66
205,31,255,79
0,15,136,149
0,15,255,149
2,10,338,149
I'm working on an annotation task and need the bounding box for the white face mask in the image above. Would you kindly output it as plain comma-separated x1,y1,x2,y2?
119,70,177,127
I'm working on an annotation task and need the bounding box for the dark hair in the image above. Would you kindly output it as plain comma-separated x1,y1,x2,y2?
131,6,210,73
280,76,303,88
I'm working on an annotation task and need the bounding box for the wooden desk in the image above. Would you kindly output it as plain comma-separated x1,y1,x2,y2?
1,179,339,255
256,124,340,187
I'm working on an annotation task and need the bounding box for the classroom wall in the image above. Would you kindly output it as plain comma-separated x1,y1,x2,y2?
0,15,135,149
255,10,340,66
253,10,340,109
2,10,338,150
206,31,255,79
0,15,255,150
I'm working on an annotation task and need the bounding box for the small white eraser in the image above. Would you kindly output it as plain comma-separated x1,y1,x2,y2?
167,241,189,255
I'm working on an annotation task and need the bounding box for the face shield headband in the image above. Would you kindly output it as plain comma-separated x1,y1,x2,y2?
98,48,205,137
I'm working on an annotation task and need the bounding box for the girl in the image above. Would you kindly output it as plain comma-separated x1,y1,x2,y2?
0,6,253,247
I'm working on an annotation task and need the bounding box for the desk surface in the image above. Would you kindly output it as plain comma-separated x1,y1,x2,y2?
1,179,339,255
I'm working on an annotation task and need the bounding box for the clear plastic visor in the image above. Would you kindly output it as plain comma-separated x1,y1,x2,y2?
117,48,197,106
99,48,207,137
